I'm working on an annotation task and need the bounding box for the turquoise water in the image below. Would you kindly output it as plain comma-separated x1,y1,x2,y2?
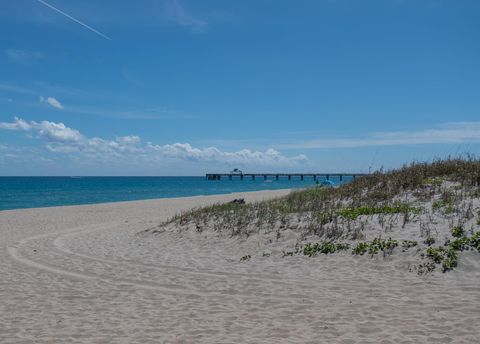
0,176,352,211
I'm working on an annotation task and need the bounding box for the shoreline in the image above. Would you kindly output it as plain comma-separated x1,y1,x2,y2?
0,187,294,213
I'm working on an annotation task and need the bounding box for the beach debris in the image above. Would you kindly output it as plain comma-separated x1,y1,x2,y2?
240,254,251,262
229,198,245,205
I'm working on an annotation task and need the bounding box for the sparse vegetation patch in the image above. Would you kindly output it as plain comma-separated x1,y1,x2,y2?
419,230,480,273
302,241,350,257
352,237,398,256
338,203,421,221
144,158,480,275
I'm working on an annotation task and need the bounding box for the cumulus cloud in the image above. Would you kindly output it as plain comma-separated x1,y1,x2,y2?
0,117,81,142
0,117,307,166
39,96,64,109
0,117,32,131
149,143,306,165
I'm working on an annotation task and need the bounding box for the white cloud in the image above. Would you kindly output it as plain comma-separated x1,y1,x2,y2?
0,117,81,142
0,117,307,166
148,143,307,165
37,121,82,142
280,122,480,149
39,96,64,109
0,117,32,131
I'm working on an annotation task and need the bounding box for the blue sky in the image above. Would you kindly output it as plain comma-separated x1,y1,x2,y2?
1,0,479,175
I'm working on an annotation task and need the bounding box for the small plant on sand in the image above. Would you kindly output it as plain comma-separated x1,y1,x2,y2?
402,240,418,250
352,237,398,256
313,211,334,225
469,231,480,250
444,204,455,214
446,236,470,251
432,199,455,214
424,236,436,246
370,237,398,254
425,246,458,272
425,246,445,264
442,249,459,271
352,242,369,255
240,254,251,262
416,261,436,274
451,226,464,238
302,241,350,257
423,177,443,186
421,231,480,273
335,243,351,251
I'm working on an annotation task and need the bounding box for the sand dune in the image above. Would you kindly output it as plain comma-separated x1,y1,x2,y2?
1,189,479,343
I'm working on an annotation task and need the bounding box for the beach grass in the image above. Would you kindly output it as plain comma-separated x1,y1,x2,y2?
151,157,480,273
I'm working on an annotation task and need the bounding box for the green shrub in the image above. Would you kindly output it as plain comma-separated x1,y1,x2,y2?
424,236,435,246
352,237,398,256
432,199,454,213
442,249,458,272
448,237,469,251
468,231,480,250
426,247,446,264
422,231,480,273
335,243,351,251
352,242,369,255
451,226,464,238
302,241,350,257
432,200,445,210
402,240,418,250
417,261,436,274
371,237,398,251
423,177,443,186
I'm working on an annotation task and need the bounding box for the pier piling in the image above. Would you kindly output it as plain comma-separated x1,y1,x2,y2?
207,173,366,182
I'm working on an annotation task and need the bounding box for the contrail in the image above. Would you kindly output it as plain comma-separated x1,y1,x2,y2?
36,0,112,40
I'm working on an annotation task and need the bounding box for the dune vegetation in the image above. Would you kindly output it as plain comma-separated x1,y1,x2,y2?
148,158,480,274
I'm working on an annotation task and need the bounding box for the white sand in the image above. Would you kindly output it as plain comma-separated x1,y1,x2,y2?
1,189,479,343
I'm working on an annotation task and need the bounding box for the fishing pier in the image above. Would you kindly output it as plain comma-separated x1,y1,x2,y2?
206,173,367,181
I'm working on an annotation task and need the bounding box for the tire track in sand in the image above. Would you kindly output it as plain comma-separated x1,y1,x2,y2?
7,221,325,301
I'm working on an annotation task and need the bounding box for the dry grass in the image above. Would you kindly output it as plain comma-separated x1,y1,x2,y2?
159,157,480,240
146,158,480,273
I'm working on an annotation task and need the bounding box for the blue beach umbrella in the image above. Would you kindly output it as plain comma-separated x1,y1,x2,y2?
320,180,335,187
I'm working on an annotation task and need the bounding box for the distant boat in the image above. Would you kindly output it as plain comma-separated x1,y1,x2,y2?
230,168,243,174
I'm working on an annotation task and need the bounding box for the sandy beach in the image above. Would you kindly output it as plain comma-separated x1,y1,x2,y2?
1,188,479,344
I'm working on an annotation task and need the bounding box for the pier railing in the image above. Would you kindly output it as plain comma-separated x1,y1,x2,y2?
206,173,367,181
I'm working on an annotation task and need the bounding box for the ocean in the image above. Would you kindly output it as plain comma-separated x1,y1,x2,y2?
0,176,352,211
